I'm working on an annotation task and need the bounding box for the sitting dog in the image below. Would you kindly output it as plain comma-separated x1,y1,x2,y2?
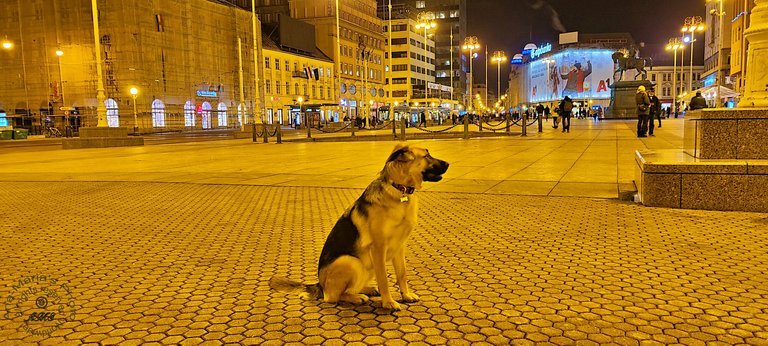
270,144,449,310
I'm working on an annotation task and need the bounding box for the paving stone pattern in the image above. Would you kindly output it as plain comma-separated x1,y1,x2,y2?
1,182,768,345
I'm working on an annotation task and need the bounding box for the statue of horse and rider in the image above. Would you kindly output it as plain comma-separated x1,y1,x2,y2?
612,48,653,81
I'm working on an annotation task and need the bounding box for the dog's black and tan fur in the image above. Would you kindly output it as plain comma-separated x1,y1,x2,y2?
270,144,449,310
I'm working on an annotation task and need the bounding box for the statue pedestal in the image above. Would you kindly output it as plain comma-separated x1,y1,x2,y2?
635,109,768,213
62,127,144,149
605,80,654,119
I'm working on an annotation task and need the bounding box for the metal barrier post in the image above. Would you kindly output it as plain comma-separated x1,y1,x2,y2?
252,122,257,142
276,124,282,144
351,118,356,137
537,112,543,133
521,112,527,137
306,115,312,139
400,117,406,140
392,119,397,139
263,125,269,143
478,114,483,132
505,113,510,133
463,113,469,139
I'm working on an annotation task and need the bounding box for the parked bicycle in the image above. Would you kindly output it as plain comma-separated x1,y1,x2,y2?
44,127,62,138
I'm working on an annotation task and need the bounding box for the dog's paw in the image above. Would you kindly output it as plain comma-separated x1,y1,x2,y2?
381,299,402,311
401,292,420,303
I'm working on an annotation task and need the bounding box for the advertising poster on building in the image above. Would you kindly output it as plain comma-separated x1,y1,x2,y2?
528,49,615,103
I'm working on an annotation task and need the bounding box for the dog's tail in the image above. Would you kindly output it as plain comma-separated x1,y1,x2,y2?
269,276,323,300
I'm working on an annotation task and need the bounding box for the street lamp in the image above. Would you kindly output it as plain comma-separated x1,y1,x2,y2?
462,36,480,112
297,96,304,126
1,40,12,50
666,38,684,117
130,87,139,135
681,16,705,93
55,49,69,136
708,0,725,106
416,12,436,103
491,51,507,109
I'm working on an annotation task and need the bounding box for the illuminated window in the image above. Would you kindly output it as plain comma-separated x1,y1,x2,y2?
217,102,228,127
201,101,212,129
416,1,425,8
105,98,120,127
151,99,165,127
184,101,195,127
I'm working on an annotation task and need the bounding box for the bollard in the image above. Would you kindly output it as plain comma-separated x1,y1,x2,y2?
505,113,511,133
252,122,258,142
306,121,312,139
400,117,406,141
521,113,527,137
463,114,469,139
537,113,543,133
263,124,269,143
478,115,483,132
392,119,397,140
351,119,356,137
276,124,282,144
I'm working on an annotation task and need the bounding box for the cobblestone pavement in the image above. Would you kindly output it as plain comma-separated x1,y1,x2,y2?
1,181,767,345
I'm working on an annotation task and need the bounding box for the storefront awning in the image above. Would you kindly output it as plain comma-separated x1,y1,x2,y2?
694,85,740,100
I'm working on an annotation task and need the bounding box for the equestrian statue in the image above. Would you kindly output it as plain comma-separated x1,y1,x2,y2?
612,48,653,81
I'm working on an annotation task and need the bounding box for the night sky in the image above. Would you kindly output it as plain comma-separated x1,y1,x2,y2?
468,0,707,85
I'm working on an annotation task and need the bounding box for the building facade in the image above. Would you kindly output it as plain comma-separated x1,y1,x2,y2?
703,0,733,98
729,0,754,97
380,0,466,104
261,34,335,126
381,14,436,104
0,0,261,132
289,0,386,121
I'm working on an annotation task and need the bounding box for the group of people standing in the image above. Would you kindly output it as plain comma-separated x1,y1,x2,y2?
635,85,663,137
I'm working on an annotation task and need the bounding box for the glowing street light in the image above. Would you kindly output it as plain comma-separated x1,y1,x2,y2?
681,16,705,93
666,37,684,117
491,51,507,109
416,12,437,102
130,87,139,135
1,40,12,50
462,36,481,112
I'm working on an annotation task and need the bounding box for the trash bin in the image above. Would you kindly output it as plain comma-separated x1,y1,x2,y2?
0,130,13,140
12,128,28,140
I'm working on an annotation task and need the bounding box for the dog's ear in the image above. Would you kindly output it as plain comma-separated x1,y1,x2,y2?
387,145,413,162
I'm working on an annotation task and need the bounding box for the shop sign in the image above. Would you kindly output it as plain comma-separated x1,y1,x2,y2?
196,90,218,97
530,43,552,59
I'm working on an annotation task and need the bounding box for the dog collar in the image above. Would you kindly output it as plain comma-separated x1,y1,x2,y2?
391,182,415,195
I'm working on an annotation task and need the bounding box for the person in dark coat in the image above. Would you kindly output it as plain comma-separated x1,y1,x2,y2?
558,96,574,133
648,87,662,136
689,92,707,110
419,111,427,127
535,104,545,121
636,85,651,137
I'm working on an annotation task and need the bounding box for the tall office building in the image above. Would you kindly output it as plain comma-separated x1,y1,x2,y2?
703,0,733,98
379,0,467,103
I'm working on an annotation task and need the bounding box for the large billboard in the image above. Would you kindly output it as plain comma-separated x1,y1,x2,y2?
527,49,615,103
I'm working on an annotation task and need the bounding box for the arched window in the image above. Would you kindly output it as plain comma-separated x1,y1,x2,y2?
294,83,299,95
217,102,228,127
151,99,165,128
285,82,290,95
201,102,212,129
303,84,308,97
184,101,195,127
105,98,119,127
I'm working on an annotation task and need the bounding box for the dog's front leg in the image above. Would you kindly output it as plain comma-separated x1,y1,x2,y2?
372,244,401,310
393,247,419,303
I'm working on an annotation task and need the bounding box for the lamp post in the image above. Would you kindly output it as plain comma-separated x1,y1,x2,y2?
462,36,480,112
666,38,684,117
91,0,107,127
55,49,69,136
1,40,12,49
130,87,138,135
491,51,507,109
682,16,705,93
416,12,436,103
709,0,726,106
388,0,393,109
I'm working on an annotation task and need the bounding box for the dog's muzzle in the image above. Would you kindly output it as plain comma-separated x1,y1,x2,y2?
422,160,449,182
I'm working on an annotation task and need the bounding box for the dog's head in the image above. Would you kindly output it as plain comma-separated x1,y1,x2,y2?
385,143,449,189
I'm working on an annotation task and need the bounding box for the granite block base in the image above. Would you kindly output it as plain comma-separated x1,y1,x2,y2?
63,137,144,149
635,150,768,213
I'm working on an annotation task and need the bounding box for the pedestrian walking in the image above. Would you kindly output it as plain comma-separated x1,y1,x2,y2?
552,107,560,129
419,111,427,128
636,85,651,137
544,106,551,121
536,104,545,121
647,87,661,136
558,96,574,133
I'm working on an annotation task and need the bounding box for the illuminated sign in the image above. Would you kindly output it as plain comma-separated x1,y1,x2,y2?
196,90,217,97
530,43,552,59
526,48,614,103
